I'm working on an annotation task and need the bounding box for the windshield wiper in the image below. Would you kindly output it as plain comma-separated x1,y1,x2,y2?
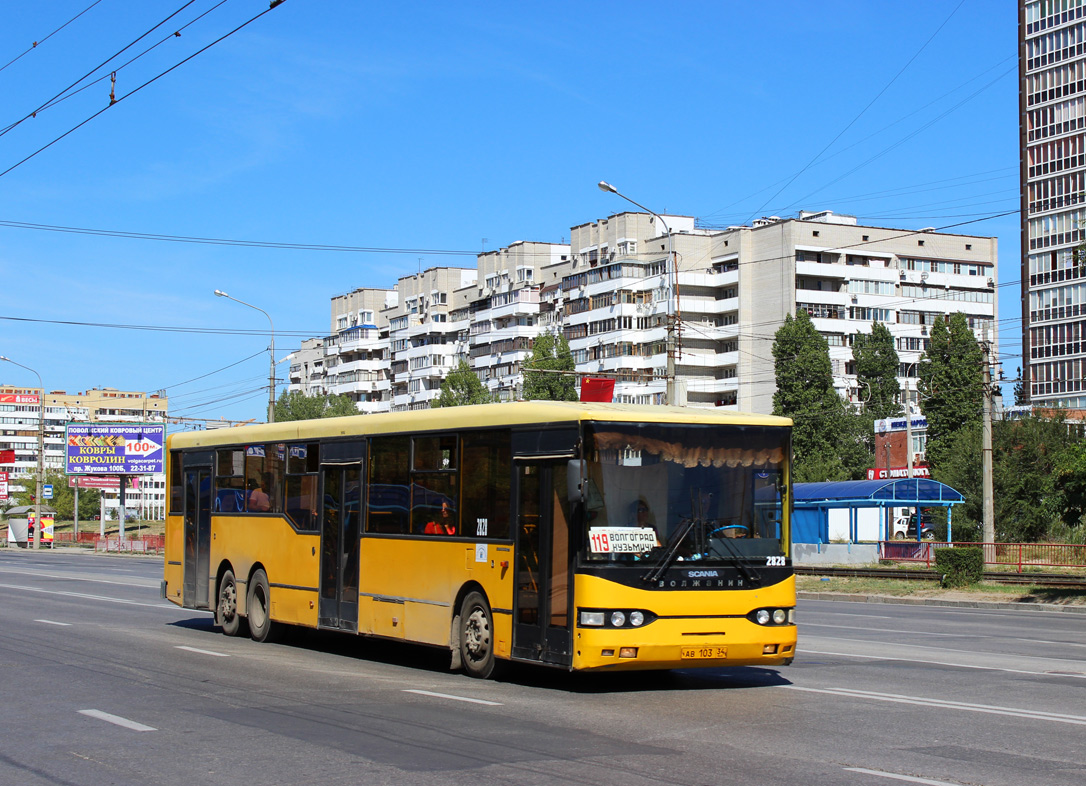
641,516,698,583
707,524,762,585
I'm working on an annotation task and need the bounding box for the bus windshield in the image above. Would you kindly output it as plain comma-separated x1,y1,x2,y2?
579,422,788,566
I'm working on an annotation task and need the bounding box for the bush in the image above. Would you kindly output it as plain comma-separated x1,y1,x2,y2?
935,546,984,588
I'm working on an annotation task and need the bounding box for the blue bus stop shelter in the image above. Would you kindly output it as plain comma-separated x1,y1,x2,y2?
793,478,964,544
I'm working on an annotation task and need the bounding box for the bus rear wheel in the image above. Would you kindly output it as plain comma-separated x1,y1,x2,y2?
247,569,280,643
459,591,500,679
217,569,245,637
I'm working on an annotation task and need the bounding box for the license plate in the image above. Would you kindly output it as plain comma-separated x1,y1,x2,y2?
681,646,727,660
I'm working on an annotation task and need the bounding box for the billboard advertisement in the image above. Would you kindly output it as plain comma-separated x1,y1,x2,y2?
0,393,40,404
65,423,165,476
67,475,140,490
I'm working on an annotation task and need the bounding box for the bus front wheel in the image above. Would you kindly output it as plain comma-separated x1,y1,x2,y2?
459,591,499,679
217,569,245,637
247,569,280,643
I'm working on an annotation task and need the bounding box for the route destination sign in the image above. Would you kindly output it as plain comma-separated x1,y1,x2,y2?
65,423,165,475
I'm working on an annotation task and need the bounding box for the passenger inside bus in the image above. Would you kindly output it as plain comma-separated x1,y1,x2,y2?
424,501,457,535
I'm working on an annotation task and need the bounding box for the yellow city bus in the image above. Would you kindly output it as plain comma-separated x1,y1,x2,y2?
162,401,796,678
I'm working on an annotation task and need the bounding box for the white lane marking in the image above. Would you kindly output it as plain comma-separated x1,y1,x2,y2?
176,645,229,657
0,566,159,588
34,619,72,626
805,636,1086,666
78,709,156,732
844,767,965,785
783,685,1086,725
403,689,502,706
803,612,894,619
804,623,975,637
800,647,1086,678
0,582,184,610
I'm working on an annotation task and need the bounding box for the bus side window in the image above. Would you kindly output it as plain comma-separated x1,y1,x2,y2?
368,436,410,534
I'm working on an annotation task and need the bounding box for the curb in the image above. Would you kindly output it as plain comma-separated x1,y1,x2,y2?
798,590,1086,614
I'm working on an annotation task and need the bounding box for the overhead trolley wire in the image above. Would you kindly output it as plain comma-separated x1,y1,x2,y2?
741,0,967,225
0,1,201,139
1,1,233,136
0,0,105,77
0,1,286,181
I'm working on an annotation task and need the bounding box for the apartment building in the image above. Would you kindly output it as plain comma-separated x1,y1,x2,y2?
385,267,478,410
0,386,168,519
288,210,996,420
1020,0,1086,406
457,241,570,401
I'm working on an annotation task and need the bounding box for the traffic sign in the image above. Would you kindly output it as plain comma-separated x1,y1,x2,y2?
43,484,53,499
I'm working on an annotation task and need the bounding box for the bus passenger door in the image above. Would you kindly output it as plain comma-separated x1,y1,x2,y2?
319,454,363,632
512,461,572,666
182,467,212,609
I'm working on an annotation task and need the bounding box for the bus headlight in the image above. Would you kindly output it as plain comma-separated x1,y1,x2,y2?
580,611,605,627
578,609,656,628
750,607,794,626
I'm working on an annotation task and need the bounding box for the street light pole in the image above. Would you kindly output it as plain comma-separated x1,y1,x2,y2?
597,181,682,406
1,356,44,549
214,290,276,423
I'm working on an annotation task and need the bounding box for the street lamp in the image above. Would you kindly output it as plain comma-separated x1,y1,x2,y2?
1,355,44,549
597,181,682,405
214,290,276,423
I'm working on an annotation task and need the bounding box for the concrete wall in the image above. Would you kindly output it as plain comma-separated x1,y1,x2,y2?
793,543,880,565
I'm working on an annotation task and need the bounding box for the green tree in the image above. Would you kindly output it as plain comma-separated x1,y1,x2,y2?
522,333,577,401
853,321,901,423
1013,367,1028,406
432,360,494,407
772,311,868,481
936,415,1075,542
7,469,101,521
918,313,983,468
1050,437,1086,538
274,390,358,422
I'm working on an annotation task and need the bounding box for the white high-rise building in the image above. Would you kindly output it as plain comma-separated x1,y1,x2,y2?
287,210,997,423
1020,0,1086,406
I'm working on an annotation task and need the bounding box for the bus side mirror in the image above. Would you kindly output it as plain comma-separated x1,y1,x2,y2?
567,460,584,503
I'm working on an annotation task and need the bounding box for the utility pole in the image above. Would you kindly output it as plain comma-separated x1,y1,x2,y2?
598,181,684,406
981,326,995,544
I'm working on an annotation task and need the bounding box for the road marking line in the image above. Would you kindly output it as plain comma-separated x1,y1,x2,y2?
0,566,158,588
800,646,1086,679
783,685,1086,725
0,582,179,610
78,710,156,732
34,619,72,626
844,767,963,785
804,623,973,637
403,689,502,706
175,645,229,657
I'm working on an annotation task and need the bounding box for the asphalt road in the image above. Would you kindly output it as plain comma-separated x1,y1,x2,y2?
1,549,1084,786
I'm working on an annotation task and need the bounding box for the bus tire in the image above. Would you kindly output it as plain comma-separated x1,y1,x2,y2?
217,569,245,637
459,591,500,679
247,569,280,643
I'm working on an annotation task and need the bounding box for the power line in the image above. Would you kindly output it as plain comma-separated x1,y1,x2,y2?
742,0,967,225
2,1,233,135
0,218,479,256
0,1,286,180
0,1,201,139
0,1,104,76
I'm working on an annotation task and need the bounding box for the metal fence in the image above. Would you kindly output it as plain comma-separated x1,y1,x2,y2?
880,541,1086,572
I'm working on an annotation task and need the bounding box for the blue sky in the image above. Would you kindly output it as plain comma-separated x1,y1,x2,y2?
0,1,1021,425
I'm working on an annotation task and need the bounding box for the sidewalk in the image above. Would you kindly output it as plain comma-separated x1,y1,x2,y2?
799,590,1086,614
